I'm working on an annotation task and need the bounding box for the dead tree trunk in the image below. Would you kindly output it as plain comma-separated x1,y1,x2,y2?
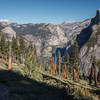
64,65,67,79
20,54,24,64
73,69,78,81
55,56,57,74
8,55,12,70
93,66,97,86
8,44,12,70
13,56,16,63
89,67,93,85
49,64,51,74
52,57,55,75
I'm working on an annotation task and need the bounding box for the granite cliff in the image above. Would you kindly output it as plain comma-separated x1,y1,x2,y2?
79,10,100,76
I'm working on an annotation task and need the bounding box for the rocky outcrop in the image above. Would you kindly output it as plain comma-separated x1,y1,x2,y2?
13,23,68,59
1,26,16,41
60,19,91,41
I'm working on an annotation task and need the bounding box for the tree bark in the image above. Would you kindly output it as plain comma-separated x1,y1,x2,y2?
49,64,51,74
55,56,57,74
8,43,12,70
8,55,12,70
89,67,93,85
73,69,78,81
64,65,67,79
93,66,97,86
52,57,55,75
13,56,16,63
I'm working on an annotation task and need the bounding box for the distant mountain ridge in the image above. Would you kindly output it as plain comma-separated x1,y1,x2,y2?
0,19,91,57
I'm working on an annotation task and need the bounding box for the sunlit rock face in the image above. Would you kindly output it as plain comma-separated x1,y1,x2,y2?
0,18,90,58
0,19,91,64
1,26,16,41
0,22,68,58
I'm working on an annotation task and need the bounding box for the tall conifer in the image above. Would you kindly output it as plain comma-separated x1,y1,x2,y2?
70,41,79,81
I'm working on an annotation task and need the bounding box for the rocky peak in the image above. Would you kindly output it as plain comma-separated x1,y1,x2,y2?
91,9,100,25
96,9,100,25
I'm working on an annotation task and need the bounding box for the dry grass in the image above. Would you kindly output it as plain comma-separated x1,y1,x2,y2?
0,63,100,100
67,84,99,100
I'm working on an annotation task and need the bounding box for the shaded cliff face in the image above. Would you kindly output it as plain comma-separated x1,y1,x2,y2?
79,25,100,76
79,10,100,76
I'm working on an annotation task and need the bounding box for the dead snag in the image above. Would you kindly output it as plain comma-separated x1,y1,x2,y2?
89,67,93,85
73,69,78,81
93,66,98,86
49,64,51,74
8,55,12,70
52,57,55,75
64,65,67,79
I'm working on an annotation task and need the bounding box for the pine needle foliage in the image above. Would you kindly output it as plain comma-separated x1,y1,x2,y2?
0,35,8,57
70,40,79,71
24,44,38,79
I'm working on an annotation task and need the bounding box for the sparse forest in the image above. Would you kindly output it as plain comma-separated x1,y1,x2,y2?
0,33,100,100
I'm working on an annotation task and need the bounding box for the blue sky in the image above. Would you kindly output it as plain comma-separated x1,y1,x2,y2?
0,0,100,24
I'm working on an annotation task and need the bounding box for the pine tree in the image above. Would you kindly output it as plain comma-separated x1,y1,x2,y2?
48,57,52,74
57,50,61,75
70,41,79,81
19,37,26,64
64,53,69,79
12,35,19,63
40,46,44,70
52,56,55,75
33,45,37,62
55,55,57,74
8,41,12,70
65,53,69,66
92,56,98,86
33,45,38,68
24,44,38,79
6,41,10,58
0,35,7,59
64,64,67,79
97,59,100,82
92,56,97,65
97,60,100,70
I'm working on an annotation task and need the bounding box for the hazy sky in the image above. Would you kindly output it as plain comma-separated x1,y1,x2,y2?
0,0,100,24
